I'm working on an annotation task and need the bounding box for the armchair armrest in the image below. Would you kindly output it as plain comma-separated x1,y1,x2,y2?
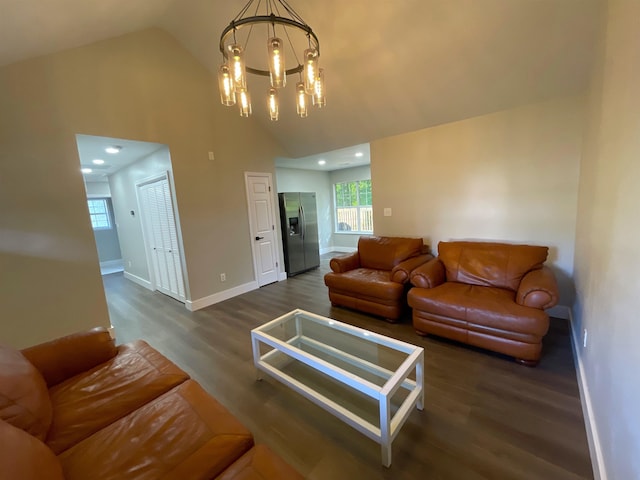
21,327,118,387
516,266,559,310
329,252,360,273
391,254,435,284
409,258,446,289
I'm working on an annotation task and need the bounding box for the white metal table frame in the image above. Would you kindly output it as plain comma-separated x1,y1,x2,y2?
251,309,424,467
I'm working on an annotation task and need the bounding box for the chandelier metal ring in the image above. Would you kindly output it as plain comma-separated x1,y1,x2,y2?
219,14,320,76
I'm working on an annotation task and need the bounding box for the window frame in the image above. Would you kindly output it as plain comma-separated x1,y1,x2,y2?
333,179,373,234
87,198,112,231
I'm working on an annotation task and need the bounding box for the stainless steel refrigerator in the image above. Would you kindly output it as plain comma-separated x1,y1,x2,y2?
278,192,320,276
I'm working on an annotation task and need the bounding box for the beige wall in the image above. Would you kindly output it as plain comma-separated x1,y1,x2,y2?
573,1,640,478
0,28,284,347
371,96,584,305
109,146,172,285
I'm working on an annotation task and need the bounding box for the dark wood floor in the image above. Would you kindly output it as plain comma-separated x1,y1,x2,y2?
103,254,593,480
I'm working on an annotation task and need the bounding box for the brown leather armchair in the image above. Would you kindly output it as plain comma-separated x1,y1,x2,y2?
407,241,559,365
324,236,433,322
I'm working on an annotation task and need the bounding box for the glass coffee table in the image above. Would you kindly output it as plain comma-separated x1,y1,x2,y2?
251,309,424,467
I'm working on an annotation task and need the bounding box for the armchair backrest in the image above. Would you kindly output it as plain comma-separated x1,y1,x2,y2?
438,241,548,291
358,236,423,271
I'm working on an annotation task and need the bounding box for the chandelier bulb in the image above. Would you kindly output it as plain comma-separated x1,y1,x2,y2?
268,37,286,88
217,64,236,106
238,88,252,117
303,48,318,95
228,44,247,91
313,68,326,108
296,82,308,118
268,88,279,121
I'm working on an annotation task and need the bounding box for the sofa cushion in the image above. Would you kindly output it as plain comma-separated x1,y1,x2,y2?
0,420,64,480
408,282,549,337
358,236,423,271
438,241,548,291
324,268,405,301
59,380,254,480
217,444,304,480
46,340,190,454
0,344,52,440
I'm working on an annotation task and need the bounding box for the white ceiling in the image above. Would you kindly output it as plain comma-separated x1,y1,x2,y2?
275,143,371,172
76,134,165,183
2,0,600,160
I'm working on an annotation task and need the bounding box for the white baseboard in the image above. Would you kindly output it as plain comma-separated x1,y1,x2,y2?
185,281,258,311
100,259,123,269
279,271,287,281
568,308,606,480
546,304,570,320
123,271,153,291
325,246,357,254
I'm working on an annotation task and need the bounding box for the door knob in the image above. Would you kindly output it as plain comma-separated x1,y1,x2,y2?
255,236,264,241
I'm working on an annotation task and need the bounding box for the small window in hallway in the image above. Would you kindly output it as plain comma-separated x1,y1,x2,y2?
88,199,112,230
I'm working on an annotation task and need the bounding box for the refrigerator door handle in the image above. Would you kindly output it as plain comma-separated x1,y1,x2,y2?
300,205,305,240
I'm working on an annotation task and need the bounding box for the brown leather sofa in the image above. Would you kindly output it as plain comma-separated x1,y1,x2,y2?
0,327,302,480
407,241,559,365
324,236,433,321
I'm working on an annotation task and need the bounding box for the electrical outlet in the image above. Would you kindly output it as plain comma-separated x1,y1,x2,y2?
220,273,226,282
208,151,215,161
128,260,132,268
583,329,588,348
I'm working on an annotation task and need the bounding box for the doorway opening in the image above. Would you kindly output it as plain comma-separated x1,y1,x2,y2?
77,134,189,304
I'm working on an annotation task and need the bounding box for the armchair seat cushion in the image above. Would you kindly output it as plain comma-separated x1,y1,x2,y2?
408,283,549,338
324,268,404,302
46,340,190,454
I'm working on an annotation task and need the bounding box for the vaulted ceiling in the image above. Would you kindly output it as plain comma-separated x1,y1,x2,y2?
0,0,600,158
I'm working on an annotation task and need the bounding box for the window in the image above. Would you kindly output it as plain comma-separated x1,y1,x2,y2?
88,199,112,230
334,180,373,233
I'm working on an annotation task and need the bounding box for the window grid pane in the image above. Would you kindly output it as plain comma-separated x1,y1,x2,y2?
88,199,112,230
334,180,373,233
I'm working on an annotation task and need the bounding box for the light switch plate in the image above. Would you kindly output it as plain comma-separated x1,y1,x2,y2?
384,208,392,217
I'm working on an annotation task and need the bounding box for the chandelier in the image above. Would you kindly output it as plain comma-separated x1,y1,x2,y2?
217,0,326,120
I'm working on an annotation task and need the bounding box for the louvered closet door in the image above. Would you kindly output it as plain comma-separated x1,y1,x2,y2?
139,178,185,302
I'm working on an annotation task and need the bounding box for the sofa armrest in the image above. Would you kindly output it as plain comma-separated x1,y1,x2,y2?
21,327,118,387
391,254,435,284
409,258,446,289
329,252,360,273
516,267,559,310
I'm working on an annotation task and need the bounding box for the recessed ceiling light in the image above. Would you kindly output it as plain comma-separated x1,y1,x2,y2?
92,159,105,165
318,159,326,165
355,152,363,157
81,168,92,174
105,146,122,154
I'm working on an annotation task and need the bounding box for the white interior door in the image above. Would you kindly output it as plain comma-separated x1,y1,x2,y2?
245,173,279,286
138,176,186,302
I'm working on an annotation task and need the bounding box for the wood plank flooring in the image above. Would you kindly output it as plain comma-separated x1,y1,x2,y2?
103,254,593,480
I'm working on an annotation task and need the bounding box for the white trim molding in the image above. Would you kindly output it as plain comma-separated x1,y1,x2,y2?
325,246,357,254
100,259,124,269
279,272,288,281
568,309,607,480
186,281,258,311
123,271,153,290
